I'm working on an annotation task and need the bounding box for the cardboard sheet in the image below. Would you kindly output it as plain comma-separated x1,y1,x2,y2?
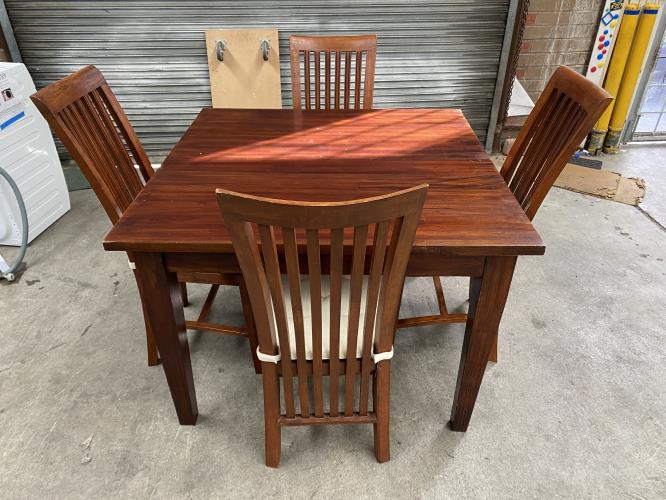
554,164,646,206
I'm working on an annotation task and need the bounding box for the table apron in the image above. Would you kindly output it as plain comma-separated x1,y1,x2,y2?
164,252,485,278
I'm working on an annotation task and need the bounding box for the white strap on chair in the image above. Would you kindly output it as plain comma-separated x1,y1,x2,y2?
128,260,136,270
256,347,281,364
372,346,394,364
256,347,392,364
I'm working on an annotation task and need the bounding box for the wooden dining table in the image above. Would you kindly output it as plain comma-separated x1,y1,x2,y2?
103,108,544,432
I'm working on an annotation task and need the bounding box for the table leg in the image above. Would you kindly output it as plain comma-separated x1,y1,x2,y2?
450,256,516,432
133,252,198,425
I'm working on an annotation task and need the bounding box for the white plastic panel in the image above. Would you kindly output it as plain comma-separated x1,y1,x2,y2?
0,62,70,246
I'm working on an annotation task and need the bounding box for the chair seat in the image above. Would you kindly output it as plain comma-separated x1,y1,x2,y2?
276,276,372,360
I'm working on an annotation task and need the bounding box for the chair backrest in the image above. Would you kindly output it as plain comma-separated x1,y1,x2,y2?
31,65,154,224
501,66,612,220
217,185,427,419
289,35,377,111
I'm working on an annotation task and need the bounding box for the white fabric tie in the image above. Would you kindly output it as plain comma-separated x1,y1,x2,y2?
372,346,394,364
128,260,136,270
256,346,393,364
256,347,281,364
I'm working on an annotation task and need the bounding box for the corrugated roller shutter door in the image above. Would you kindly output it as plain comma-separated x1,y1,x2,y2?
7,0,509,159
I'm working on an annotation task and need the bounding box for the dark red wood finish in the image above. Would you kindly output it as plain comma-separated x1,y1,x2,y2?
397,66,613,362
103,108,544,430
218,185,427,465
30,65,259,371
105,109,543,256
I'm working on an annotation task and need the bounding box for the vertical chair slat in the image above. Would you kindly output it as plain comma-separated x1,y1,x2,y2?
344,224,369,415
289,35,377,113
354,51,362,110
68,102,131,210
282,227,310,417
363,47,376,109
80,95,117,177
502,66,612,215
258,225,296,418
377,213,422,354
68,101,106,178
376,217,403,345
306,229,324,417
56,106,121,221
513,96,575,207
502,88,560,186
325,52,331,110
502,90,560,187
507,92,565,195
98,83,154,181
314,51,321,110
505,67,611,222
511,94,571,204
91,89,146,185
520,99,580,203
85,93,142,196
77,97,134,208
506,90,562,192
89,91,141,190
524,108,586,212
73,98,111,174
344,52,352,110
359,221,390,416
303,51,311,110
329,227,344,416
334,51,341,110
289,44,302,111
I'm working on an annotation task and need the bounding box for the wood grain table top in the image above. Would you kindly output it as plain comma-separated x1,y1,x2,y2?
103,108,544,257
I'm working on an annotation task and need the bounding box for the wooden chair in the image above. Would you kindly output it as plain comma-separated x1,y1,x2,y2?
398,66,612,362
290,35,377,110
217,184,427,467
31,65,260,370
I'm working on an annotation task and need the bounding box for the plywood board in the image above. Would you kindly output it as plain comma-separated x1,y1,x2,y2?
554,164,645,206
205,29,281,109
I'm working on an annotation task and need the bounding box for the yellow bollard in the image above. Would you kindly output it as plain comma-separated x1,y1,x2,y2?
587,3,641,154
604,3,660,153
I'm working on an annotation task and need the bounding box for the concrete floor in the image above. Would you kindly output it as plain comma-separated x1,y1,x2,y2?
1,147,665,499
599,143,666,229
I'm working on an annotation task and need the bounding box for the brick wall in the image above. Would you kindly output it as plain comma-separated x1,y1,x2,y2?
517,0,604,101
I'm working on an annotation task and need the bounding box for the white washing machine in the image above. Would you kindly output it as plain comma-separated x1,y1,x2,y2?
0,62,70,246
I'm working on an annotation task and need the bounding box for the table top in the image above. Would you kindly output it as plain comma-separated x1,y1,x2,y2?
104,108,544,256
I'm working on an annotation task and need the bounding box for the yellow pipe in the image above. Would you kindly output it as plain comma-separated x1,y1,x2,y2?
605,3,661,153
587,3,641,154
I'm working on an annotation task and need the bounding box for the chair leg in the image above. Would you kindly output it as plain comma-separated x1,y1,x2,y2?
145,324,160,367
488,330,498,363
239,280,261,374
432,276,448,314
262,363,281,467
134,268,160,366
373,360,391,463
180,282,189,307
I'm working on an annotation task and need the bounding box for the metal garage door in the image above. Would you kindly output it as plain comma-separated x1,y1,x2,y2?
6,0,510,159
